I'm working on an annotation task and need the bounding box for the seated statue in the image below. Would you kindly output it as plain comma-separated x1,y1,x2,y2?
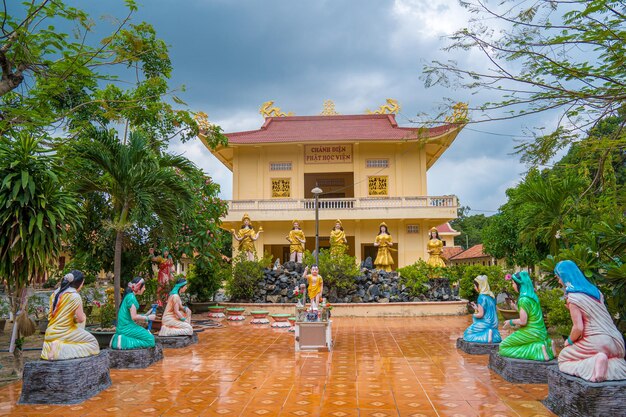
41,271,100,360
111,277,157,350
499,271,555,361
463,275,502,344
158,278,193,337
555,260,626,382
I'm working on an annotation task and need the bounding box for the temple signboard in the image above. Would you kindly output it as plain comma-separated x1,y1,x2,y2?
304,144,352,164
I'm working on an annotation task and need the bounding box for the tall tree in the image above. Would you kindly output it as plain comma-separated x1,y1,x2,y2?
450,206,492,249
0,133,80,370
74,130,195,309
423,0,626,171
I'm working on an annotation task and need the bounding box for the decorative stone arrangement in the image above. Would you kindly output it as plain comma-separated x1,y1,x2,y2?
19,351,112,404
542,366,626,417
108,344,164,369
456,338,500,355
250,310,270,324
242,261,458,304
207,305,226,318
226,307,246,321
271,313,291,328
488,351,557,383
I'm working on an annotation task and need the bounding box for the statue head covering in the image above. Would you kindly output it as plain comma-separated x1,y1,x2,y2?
474,275,494,298
507,271,539,303
429,226,438,233
162,247,170,256
242,213,251,223
554,260,601,301
170,278,188,296
292,219,301,228
335,219,342,226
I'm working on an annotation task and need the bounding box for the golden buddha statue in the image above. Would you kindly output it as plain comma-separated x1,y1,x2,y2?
374,222,394,272
426,227,446,268
286,220,306,264
230,213,262,261
329,219,348,257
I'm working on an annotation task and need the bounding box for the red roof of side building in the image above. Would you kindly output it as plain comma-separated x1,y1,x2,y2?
436,222,459,235
449,244,490,260
224,114,456,144
442,246,464,260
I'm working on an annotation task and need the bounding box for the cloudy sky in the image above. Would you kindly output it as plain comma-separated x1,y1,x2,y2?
80,0,561,213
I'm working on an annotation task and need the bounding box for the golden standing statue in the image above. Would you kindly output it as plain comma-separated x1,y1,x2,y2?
230,213,263,261
374,222,394,272
286,220,306,264
329,219,348,257
426,227,446,268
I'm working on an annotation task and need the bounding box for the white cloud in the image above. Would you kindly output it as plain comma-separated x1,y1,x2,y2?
391,0,471,42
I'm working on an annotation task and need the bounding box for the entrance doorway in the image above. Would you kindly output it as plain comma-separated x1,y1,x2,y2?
304,172,354,198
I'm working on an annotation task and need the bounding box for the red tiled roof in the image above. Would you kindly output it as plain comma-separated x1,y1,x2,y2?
449,244,490,260
224,114,456,144
442,246,464,260
436,222,459,234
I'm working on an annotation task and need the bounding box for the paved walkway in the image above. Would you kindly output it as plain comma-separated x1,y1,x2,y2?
0,316,555,416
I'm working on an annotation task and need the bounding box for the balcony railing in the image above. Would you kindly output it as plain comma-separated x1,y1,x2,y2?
227,196,457,211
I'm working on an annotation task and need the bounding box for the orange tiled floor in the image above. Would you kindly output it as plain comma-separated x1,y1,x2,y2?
0,316,556,417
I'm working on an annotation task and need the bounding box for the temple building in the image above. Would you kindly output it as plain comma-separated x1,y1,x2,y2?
201,100,467,268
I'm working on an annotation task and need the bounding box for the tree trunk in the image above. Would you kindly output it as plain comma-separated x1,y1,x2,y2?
114,229,123,311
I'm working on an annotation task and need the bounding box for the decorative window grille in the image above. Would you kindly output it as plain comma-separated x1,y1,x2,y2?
270,162,292,171
368,176,388,196
407,225,420,234
366,159,389,168
271,178,291,198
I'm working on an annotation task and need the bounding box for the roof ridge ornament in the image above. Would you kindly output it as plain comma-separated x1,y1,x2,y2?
445,102,469,124
320,99,339,116
259,101,294,118
366,98,400,115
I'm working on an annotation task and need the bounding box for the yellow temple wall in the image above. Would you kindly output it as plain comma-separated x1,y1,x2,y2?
232,142,429,200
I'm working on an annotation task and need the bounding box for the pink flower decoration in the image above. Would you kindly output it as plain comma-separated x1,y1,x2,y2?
505,274,512,281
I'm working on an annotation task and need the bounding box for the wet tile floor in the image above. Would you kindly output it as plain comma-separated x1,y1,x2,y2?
0,316,556,416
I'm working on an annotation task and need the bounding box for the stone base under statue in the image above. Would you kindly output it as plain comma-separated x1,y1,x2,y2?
488,351,557,383
542,366,626,417
156,333,198,349
19,351,111,404
108,344,163,369
456,337,499,355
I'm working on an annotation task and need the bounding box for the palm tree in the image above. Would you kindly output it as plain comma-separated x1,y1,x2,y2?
0,133,80,372
75,130,194,309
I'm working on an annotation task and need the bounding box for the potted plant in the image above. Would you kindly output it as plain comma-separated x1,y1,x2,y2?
0,296,9,333
87,287,116,348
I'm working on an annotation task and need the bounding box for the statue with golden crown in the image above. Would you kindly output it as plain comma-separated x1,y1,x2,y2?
286,220,306,264
373,222,394,271
426,227,446,268
230,213,263,261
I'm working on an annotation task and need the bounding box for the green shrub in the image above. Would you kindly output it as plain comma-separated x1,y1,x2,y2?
304,249,358,297
397,260,432,296
187,258,229,302
459,265,511,302
226,252,265,301
538,288,572,336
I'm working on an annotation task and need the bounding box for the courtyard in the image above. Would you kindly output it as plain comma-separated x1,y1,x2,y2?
0,316,554,417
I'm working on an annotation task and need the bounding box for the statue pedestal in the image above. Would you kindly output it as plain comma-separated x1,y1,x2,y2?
156,333,198,349
271,313,291,328
250,310,270,325
295,321,333,351
19,351,111,404
456,337,499,355
542,366,626,417
108,344,163,369
488,351,557,383
226,307,245,321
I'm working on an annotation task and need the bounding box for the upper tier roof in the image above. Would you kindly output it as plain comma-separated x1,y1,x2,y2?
202,113,464,171
224,114,454,144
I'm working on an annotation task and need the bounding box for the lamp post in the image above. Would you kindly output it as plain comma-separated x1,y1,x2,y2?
311,186,323,265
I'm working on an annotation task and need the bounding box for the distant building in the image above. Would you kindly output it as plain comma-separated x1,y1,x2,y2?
446,243,504,267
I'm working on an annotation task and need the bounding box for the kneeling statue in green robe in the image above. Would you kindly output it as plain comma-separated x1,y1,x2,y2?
111,277,156,350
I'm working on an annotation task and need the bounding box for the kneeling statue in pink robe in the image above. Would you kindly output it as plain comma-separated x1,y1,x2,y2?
555,260,626,382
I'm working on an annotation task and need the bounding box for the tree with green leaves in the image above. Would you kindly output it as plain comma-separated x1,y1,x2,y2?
450,206,492,249
0,133,80,371
424,0,626,174
74,130,195,309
